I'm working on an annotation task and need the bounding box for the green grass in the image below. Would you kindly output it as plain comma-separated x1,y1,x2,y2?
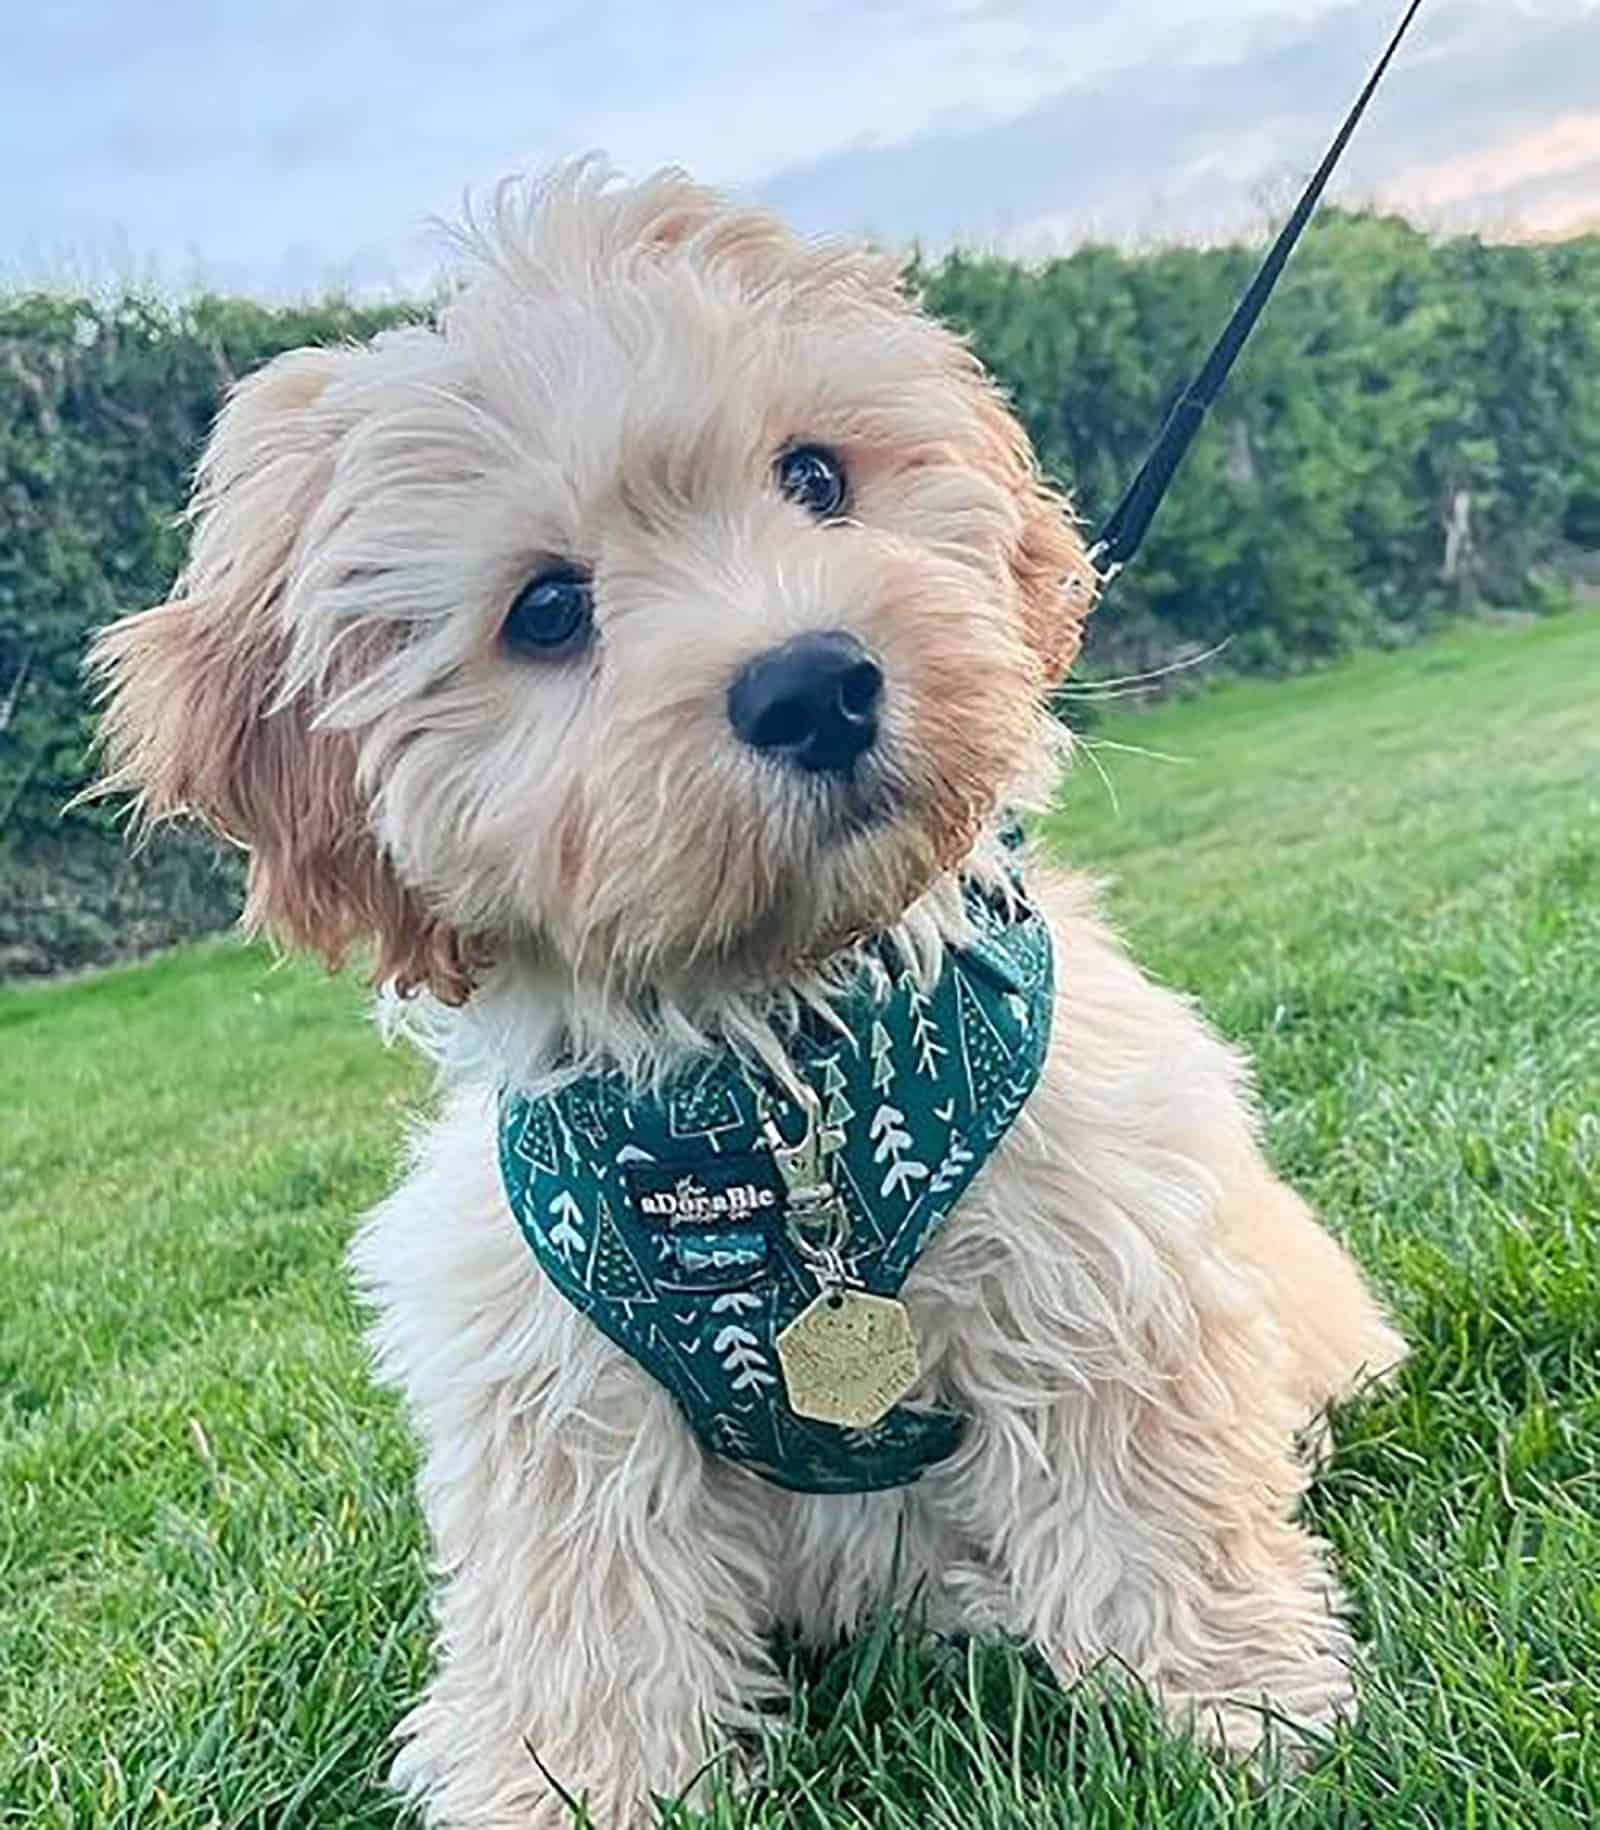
4,610,1598,1827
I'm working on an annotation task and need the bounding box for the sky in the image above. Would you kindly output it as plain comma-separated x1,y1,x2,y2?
4,0,1599,298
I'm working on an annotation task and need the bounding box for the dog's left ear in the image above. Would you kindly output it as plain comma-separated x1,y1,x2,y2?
88,345,479,1003
965,378,1100,686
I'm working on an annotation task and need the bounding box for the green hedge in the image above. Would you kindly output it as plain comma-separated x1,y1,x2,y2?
0,295,423,974
3,212,1599,975
916,212,1600,671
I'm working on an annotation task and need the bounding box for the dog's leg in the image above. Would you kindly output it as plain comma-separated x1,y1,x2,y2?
353,1095,783,1829
1212,1159,1408,1419
926,1198,1366,1758
913,877,1400,1748
940,1367,1358,1756
389,1369,783,1827
915,1014,1382,1751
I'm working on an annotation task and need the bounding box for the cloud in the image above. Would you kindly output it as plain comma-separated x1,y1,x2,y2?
757,1,1600,253
1,0,1596,296
1382,111,1600,233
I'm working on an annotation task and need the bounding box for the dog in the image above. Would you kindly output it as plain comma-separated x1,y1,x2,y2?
90,163,1406,1828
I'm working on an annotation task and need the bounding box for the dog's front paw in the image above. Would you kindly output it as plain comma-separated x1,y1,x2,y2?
1034,1519,1359,1770
1161,1642,1357,1764
391,1694,697,1830
1143,1560,1358,1765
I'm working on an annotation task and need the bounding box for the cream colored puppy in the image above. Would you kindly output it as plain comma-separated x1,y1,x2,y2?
92,164,1404,1829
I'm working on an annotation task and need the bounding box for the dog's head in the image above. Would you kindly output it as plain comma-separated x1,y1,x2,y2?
91,165,1095,1003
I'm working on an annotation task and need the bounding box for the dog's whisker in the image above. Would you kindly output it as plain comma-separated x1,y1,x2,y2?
1075,737,1193,768
1060,638,1235,696
1073,732,1122,815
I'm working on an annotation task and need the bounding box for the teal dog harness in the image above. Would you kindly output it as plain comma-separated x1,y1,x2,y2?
497,864,1053,1494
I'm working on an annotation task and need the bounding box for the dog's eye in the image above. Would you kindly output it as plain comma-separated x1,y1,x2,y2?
503,566,594,657
774,444,848,521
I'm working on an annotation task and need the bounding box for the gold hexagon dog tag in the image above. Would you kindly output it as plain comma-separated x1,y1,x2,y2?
776,1290,921,1429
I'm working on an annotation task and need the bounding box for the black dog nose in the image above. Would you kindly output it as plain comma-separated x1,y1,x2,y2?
727,631,883,775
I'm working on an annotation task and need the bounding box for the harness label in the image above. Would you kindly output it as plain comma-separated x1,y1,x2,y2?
622,1154,785,1227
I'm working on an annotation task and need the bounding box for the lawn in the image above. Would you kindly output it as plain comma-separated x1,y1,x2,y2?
3,609,1598,1828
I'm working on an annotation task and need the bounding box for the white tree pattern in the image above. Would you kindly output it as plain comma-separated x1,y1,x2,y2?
708,1414,760,1458
585,1197,656,1307
983,1070,1037,1143
908,987,947,1078
926,1132,976,1201
952,968,1015,1115
561,1084,613,1153
511,1101,562,1176
710,1288,763,1318
835,1158,888,1254
712,1318,777,1393
547,1190,586,1258
818,1054,855,1132
871,1103,930,1202
668,1079,743,1154
709,1288,775,1392
870,1020,894,1095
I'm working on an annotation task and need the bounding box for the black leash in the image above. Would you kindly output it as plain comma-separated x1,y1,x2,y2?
1088,0,1427,584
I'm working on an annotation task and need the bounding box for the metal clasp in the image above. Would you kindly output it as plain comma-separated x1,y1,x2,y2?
757,1084,852,1262
759,1086,842,1209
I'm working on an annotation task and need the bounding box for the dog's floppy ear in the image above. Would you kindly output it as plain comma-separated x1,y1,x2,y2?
89,347,477,1003
965,377,1100,686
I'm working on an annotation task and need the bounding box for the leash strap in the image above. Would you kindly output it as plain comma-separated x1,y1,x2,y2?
1088,0,1427,583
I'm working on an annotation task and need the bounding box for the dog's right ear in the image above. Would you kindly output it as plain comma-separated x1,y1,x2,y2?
88,346,478,1003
